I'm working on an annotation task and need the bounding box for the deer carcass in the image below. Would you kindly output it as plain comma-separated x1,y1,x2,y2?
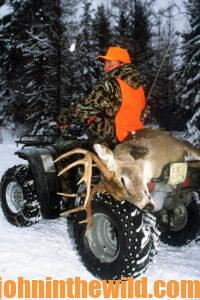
55,128,200,230
94,128,200,210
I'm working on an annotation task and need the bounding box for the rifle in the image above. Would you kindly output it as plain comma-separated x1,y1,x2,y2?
141,42,173,122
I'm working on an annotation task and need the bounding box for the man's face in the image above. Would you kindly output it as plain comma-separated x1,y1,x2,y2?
103,60,124,74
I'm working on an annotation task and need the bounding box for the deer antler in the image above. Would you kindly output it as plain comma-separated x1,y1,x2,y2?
54,148,115,232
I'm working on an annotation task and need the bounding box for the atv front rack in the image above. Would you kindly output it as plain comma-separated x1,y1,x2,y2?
15,134,58,148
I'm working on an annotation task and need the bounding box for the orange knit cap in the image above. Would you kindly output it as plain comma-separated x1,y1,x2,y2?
97,47,131,64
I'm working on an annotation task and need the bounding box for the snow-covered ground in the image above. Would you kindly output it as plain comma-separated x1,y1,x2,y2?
0,132,200,300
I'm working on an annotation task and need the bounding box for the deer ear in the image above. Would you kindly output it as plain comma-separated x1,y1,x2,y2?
93,144,119,172
93,144,113,160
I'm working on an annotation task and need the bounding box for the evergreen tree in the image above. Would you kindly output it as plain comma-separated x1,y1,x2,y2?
150,6,178,129
92,4,112,52
113,0,156,123
178,0,200,144
113,7,130,47
129,0,152,66
90,4,112,81
56,0,79,110
0,0,70,128
72,0,99,101
111,0,154,65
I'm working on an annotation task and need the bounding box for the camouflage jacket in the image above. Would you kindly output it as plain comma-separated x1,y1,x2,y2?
58,63,142,147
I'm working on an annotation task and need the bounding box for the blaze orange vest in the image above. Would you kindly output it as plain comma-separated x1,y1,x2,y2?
115,77,145,142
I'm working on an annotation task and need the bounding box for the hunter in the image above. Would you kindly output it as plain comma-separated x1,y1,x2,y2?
58,46,146,147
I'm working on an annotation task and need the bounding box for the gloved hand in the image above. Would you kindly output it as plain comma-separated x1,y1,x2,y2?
56,113,69,127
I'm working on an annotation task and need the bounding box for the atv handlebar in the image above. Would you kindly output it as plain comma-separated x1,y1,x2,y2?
15,135,59,147
15,122,89,148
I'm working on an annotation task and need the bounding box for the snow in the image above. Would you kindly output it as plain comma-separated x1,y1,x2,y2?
0,133,94,283
0,3,13,19
0,132,200,300
69,41,76,53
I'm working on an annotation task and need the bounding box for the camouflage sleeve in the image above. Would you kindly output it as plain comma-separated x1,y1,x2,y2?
58,77,121,145
71,78,121,122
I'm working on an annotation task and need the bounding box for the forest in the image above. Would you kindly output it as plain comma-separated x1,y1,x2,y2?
0,0,199,145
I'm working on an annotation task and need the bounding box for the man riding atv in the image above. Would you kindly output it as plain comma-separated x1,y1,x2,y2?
2,46,200,281
58,46,146,147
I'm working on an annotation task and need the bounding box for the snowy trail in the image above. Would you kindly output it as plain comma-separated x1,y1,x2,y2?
0,141,199,300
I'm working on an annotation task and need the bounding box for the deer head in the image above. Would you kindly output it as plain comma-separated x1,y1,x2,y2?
94,143,155,211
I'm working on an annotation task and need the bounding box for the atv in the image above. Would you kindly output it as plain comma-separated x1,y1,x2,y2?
1,124,200,280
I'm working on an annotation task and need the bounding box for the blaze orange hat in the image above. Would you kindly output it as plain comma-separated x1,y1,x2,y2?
97,47,131,64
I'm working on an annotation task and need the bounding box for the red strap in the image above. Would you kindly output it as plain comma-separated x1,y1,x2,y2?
87,115,96,125
59,124,68,129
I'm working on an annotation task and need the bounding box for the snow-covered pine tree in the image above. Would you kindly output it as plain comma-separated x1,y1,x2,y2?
56,0,78,110
151,5,178,130
72,0,100,101
178,0,200,145
0,0,23,125
0,0,68,129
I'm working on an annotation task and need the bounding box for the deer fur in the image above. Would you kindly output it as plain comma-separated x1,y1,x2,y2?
94,128,200,210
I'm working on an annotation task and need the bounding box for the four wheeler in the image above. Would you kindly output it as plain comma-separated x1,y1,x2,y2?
1,125,200,280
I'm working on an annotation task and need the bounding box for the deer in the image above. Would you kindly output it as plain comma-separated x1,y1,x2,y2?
54,128,200,232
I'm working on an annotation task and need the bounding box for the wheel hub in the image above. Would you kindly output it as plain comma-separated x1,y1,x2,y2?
86,213,119,263
6,181,24,213
169,204,188,231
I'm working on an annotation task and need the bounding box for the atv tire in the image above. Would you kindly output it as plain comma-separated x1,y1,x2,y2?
1,165,41,227
67,193,160,280
160,192,200,246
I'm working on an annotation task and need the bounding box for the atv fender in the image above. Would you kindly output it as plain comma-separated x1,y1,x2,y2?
15,147,60,219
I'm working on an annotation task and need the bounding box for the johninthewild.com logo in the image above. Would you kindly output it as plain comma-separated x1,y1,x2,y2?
0,276,200,298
